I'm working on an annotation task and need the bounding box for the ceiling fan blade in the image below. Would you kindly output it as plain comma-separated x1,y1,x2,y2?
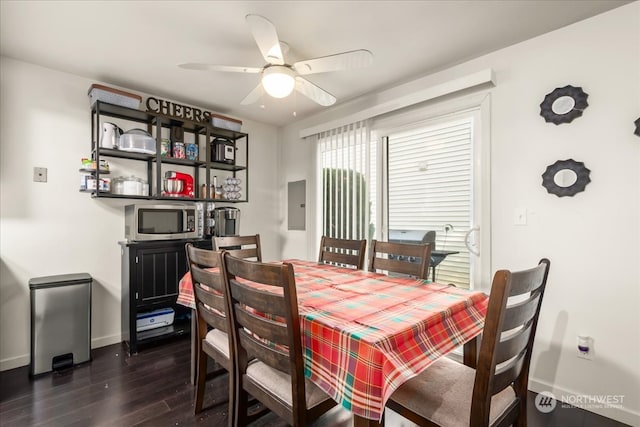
293,49,373,75
240,83,264,105
245,14,284,65
295,77,336,106
178,63,262,73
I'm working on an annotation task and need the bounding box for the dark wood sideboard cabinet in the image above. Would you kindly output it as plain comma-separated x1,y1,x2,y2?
120,239,210,354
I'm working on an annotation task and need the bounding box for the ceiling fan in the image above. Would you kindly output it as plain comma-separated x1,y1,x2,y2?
179,14,373,107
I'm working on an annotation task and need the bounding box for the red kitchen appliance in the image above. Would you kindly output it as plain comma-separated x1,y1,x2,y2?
163,171,194,198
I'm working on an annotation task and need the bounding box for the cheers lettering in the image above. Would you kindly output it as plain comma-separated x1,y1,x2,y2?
146,97,211,123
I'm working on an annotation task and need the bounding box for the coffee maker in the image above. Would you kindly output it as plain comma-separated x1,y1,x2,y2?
162,171,194,198
213,207,240,236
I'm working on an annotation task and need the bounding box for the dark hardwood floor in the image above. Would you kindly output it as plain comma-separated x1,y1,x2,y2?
0,336,629,426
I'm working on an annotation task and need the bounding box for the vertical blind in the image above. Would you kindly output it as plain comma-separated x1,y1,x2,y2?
387,118,473,287
318,121,371,240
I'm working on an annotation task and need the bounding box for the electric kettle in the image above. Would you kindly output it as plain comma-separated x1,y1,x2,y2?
100,122,122,149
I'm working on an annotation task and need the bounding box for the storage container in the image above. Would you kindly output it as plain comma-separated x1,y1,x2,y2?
84,176,110,192
211,114,242,132
88,84,142,109
119,129,156,154
172,141,186,159
161,138,171,157
185,143,198,161
112,176,147,196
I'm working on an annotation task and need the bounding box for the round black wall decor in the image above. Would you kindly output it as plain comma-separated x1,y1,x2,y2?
540,85,589,125
542,159,591,197
634,117,640,137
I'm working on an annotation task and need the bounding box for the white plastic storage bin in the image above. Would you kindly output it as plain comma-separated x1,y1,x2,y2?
211,114,242,132
88,84,142,109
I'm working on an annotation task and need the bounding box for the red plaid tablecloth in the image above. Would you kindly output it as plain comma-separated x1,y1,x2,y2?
177,259,488,422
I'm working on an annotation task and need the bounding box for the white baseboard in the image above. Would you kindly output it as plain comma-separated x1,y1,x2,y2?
0,354,30,372
91,333,122,350
0,333,122,372
529,378,640,426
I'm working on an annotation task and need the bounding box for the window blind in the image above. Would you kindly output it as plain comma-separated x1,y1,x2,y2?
387,118,472,287
318,121,371,240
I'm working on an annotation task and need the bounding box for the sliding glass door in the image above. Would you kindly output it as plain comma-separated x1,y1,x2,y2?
316,98,491,290
382,109,486,288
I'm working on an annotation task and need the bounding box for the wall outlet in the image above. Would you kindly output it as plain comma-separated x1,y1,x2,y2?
33,167,47,183
577,335,593,360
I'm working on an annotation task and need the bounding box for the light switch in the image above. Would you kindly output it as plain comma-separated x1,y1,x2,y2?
33,167,47,183
514,207,527,225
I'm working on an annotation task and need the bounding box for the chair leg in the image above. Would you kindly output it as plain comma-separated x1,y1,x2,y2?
234,382,250,427
194,345,208,414
514,398,527,427
226,367,235,427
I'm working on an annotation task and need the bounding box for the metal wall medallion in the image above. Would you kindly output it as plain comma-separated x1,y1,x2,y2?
634,117,640,137
542,159,591,197
540,85,589,125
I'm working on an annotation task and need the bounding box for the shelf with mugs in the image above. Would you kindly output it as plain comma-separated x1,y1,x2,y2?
89,99,249,202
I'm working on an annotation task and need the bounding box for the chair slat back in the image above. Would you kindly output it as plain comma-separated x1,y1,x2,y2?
214,234,262,261
501,290,541,331
493,322,533,365
223,254,302,376
470,258,551,425
224,253,313,424
186,244,229,335
368,240,431,279
236,310,291,373
491,351,527,394
318,236,367,269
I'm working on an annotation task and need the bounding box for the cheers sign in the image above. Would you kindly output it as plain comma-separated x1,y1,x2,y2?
146,97,212,123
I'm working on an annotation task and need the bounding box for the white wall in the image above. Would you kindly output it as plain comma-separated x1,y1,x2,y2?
0,57,280,370
279,4,640,424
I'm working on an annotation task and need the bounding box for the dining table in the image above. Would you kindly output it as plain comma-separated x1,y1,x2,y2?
177,259,488,426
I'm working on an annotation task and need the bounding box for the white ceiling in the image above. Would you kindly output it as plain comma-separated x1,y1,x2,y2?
0,0,630,127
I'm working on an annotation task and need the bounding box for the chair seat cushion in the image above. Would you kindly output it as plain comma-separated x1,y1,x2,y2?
205,328,229,358
247,360,332,409
389,357,516,426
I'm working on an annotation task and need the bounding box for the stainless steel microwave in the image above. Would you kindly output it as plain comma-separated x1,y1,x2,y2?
124,204,200,241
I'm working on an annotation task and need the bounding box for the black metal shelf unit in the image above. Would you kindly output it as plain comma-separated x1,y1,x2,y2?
89,101,249,203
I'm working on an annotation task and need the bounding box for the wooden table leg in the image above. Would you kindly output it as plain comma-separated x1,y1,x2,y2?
463,335,478,368
353,414,383,427
190,308,197,385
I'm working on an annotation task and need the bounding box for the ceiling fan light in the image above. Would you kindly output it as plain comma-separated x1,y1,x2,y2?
262,66,295,98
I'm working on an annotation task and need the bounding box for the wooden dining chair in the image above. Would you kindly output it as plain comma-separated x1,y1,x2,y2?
214,234,262,261
318,235,367,269
185,244,234,422
223,253,339,426
368,239,432,280
386,258,551,427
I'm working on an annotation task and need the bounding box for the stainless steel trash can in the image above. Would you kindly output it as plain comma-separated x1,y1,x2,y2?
29,273,92,375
